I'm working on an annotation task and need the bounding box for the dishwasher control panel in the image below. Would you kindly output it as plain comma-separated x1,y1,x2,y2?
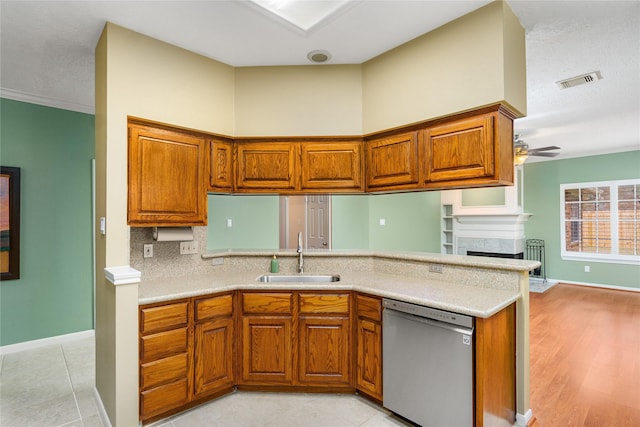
383,299,474,329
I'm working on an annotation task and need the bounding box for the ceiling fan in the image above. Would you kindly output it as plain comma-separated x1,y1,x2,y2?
513,134,560,165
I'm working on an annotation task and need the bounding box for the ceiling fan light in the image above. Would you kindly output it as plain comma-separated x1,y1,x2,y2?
514,154,528,166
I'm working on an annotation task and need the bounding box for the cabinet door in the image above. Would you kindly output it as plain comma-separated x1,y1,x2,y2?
128,122,206,226
366,132,420,190
356,317,382,400
301,141,363,192
423,114,494,184
235,142,298,191
241,316,293,384
209,139,234,192
194,316,234,397
298,316,351,386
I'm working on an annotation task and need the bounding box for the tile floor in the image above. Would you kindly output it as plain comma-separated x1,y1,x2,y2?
1,336,412,427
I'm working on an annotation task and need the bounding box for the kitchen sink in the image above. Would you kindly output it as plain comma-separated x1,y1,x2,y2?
256,274,341,283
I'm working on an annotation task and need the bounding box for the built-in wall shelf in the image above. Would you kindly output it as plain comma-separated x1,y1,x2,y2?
441,204,454,254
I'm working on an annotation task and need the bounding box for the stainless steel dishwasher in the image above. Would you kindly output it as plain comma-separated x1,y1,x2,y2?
382,298,474,427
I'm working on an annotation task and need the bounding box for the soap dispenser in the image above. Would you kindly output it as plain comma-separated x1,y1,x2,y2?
270,254,279,273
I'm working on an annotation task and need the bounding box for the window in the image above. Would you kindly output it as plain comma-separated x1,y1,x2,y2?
561,179,639,264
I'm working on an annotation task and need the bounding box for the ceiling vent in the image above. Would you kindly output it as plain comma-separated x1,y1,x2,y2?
556,71,602,89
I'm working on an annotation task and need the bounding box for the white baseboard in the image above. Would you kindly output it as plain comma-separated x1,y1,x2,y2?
515,409,533,426
0,329,94,355
94,387,113,427
550,278,640,293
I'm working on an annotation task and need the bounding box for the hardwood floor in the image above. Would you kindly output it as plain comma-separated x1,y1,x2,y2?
530,283,640,426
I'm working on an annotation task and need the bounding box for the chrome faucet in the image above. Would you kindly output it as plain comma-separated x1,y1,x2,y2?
297,231,304,274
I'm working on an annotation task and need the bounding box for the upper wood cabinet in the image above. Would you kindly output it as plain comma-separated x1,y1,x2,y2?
208,139,234,192
423,114,494,182
129,104,516,203
234,140,364,193
301,141,364,192
235,142,298,192
365,132,420,191
422,109,514,189
128,120,207,226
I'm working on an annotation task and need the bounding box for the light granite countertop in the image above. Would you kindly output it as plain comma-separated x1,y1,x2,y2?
138,270,521,318
202,250,540,272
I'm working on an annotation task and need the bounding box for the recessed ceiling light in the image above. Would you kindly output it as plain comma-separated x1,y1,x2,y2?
307,50,332,63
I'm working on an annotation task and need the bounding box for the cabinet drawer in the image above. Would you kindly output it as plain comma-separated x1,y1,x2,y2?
140,353,188,390
195,293,233,322
140,301,189,334
356,294,382,322
141,327,189,362
299,293,350,314
242,292,292,314
140,378,189,421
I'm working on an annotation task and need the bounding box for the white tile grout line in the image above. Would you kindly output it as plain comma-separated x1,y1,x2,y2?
60,343,85,427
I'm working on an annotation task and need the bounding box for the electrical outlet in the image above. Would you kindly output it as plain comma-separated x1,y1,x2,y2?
584,265,590,273
227,218,233,228
429,264,443,273
379,218,386,226
143,244,153,258
211,257,224,266
179,241,199,255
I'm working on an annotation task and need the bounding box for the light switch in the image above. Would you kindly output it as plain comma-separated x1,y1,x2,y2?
379,219,386,226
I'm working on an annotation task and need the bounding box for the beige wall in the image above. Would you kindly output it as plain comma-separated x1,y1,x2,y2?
96,3,527,424
362,1,526,133
94,23,235,426
234,65,362,136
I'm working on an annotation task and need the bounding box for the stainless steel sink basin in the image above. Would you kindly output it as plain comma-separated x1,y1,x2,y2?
256,274,340,283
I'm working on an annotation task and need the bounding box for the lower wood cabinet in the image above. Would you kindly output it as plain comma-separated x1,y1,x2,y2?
193,293,235,398
239,291,352,389
241,315,294,384
139,293,235,424
139,290,515,426
139,299,192,423
240,292,294,385
355,294,383,401
298,293,351,386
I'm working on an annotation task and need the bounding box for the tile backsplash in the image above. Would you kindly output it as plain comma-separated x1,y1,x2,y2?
130,226,210,280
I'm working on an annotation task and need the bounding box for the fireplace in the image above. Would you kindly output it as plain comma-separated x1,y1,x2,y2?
454,213,532,257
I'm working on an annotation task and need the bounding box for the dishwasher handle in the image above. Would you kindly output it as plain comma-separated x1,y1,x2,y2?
384,307,474,336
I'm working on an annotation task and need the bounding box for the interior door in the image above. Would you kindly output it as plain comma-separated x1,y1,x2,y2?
306,195,330,249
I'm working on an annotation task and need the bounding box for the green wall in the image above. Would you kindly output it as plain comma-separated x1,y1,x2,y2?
207,192,442,253
368,192,441,252
332,195,370,249
524,151,640,289
0,98,95,346
207,195,280,250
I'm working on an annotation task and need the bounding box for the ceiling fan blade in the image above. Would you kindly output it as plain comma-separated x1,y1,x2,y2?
528,146,560,153
530,152,559,157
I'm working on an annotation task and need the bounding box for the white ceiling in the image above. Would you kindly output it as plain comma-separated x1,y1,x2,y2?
1,0,639,162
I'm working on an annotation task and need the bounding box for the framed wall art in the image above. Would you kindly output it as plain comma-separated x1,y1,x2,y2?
1,166,21,280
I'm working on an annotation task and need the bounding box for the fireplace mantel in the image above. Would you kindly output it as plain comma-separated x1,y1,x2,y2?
454,213,532,225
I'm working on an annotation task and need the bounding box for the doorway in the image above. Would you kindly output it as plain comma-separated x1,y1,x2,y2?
279,195,331,250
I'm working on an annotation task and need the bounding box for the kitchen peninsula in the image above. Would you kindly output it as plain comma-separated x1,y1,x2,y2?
135,251,538,426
